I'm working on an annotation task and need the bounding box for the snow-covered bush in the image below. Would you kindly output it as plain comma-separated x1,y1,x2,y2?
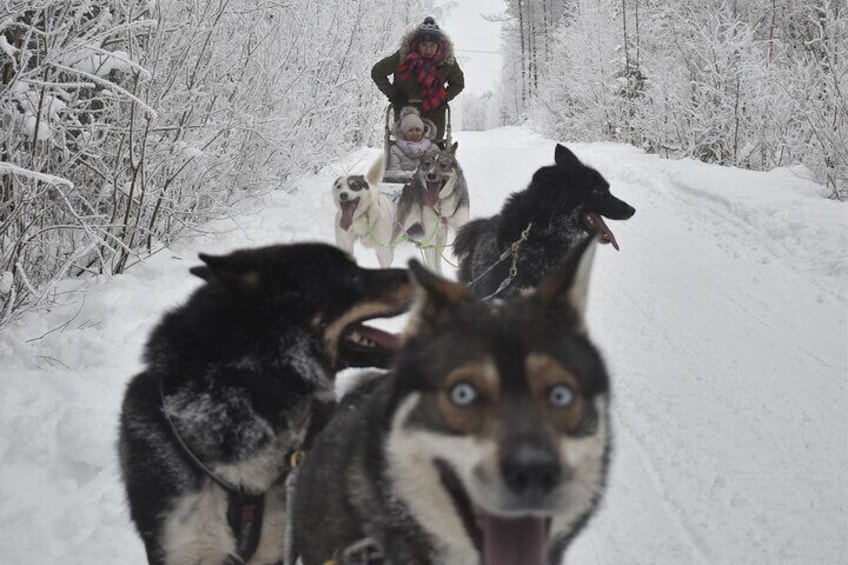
0,0,435,326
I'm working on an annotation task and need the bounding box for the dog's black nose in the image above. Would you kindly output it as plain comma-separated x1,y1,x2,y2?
339,192,348,201
501,442,561,496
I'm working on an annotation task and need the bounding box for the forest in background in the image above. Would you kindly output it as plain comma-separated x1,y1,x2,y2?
0,0,437,325
496,0,846,199
1,0,844,325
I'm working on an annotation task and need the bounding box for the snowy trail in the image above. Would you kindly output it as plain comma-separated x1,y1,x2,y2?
0,128,845,564
572,146,847,563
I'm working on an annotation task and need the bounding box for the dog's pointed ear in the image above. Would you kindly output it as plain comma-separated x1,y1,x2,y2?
535,236,597,332
447,141,459,155
554,144,582,169
189,265,212,281
366,154,385,186
405,260,471,336
192,252,264,291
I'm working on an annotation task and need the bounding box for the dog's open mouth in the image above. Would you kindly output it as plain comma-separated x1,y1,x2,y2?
426,180,443,206
337,311,406,369
435,460,550,565
342,321,400,353
583,212,620,250
339,199,360,231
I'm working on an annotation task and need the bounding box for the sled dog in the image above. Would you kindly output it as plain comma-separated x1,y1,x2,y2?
118,243,412,565
454,144,635,299
291,236,612,565
394,142,470,274
333,155,397,268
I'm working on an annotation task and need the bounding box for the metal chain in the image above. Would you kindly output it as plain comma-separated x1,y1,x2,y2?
509,223,533,278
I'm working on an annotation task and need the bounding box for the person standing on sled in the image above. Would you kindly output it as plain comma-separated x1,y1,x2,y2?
371,16,464,145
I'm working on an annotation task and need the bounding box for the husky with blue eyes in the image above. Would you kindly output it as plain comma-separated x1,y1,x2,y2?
289,236,612,565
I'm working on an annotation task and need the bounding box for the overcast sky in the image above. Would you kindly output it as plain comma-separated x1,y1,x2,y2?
437,0,505,95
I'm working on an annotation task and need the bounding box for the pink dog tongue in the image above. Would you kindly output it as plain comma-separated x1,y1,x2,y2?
482,515,547,565
584,212,619,250
339,200,358,231
426,181,441,206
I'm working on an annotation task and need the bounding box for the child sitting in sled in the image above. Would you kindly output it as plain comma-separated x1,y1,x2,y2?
387,106,438,172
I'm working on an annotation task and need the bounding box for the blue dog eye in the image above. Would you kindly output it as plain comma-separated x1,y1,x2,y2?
549,384,574,408
449,382,478,406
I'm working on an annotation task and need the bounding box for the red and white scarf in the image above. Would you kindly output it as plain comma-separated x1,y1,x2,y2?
397,48,448,112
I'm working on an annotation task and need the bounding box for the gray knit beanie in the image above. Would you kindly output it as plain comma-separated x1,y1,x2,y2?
416,17,441,43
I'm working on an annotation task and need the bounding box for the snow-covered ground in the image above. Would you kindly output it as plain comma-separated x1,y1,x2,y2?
1,127,845,563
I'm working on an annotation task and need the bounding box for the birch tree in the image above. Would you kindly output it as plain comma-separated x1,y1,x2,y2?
499,0,572,120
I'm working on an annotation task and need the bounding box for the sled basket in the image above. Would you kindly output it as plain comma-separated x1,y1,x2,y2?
382,102,451,186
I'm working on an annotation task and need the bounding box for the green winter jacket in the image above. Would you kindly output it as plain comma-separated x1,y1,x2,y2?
371,28,465,110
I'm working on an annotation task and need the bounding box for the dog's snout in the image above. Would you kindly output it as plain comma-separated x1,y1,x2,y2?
605,197,636,219
426,171,438,181
339,192,348,201
501,442,561,496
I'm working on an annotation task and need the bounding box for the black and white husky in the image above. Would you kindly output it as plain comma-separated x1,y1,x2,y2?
290,236,612,565
118,243,412,565
333,155,396,268
455,144,635,299
394,142,470,274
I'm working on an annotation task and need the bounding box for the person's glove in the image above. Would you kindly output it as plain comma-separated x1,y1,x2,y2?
390,92,408,108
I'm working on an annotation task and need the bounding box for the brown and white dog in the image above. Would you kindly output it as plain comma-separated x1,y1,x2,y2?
290,236,612,565
333,155,396,268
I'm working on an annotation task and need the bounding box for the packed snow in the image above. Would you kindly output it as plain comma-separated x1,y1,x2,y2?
0,128,845,563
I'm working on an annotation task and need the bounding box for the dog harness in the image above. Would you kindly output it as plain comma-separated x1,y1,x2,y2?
159,377,304,564
465,221,533,300
324,537,385,565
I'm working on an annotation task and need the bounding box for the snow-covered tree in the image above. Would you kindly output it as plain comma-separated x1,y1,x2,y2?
0,0,435,325
526,0,846,198
498,0,573,120
458,90,502,131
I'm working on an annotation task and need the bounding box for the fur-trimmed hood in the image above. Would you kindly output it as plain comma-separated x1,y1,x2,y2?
397,26,457,66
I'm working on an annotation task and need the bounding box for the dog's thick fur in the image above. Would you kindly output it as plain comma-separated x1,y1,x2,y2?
455,144,635,299
334,156,396,267
118,243,412,565
394,142,470,274
291,237,612,565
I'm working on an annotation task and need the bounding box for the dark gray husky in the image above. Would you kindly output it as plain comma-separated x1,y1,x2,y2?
454,144,635,299
118,243,412,565
290,236,612,565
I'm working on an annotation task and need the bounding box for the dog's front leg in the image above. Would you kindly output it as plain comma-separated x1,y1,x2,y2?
432,224,450,275
335,225,356,255
424,244,441,274
449,205,469,232
376,245,394,268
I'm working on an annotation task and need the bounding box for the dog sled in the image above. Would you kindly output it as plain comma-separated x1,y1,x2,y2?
381,103,452,190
